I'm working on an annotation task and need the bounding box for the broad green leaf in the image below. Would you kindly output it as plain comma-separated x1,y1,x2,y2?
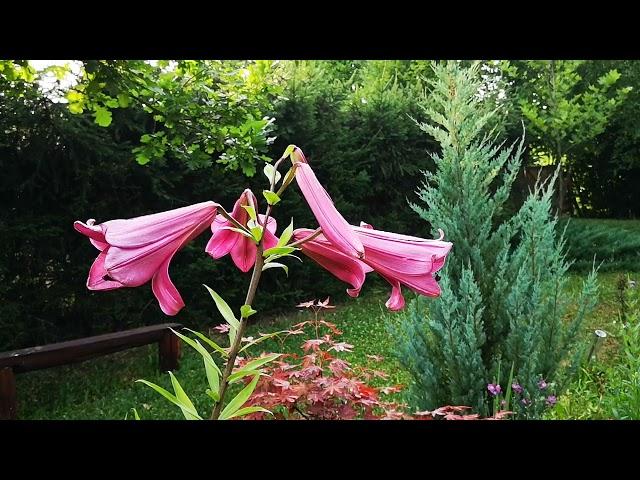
277,219,294,248
264,163,281,185
263,246,296,257
223,406,272,420
117,93,131,108
262,190,281,206
136,153,151,165
219,375,261,420
136,379,201,419
241,205,257,222
169,371,201,420
240,304,257,318
262,262,288,276
183,328,228,357
203,285,239,330
94,107,112,127
68,102,84,114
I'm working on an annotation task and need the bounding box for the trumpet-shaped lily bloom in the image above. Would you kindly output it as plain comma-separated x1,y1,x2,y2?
291,147,365,260
293,228,373,298
293,222,452,311
74,201,218,316
205,189,278,273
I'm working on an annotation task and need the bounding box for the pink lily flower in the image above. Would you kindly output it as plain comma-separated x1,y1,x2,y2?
291,147,365,260
293,223,452,311
205,189,278,273
293,228,373,298
74,201,218,316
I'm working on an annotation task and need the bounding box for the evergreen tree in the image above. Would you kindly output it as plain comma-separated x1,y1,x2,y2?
391,61,598,418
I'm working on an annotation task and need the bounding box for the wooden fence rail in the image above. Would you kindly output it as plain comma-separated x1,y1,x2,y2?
0,323,182,420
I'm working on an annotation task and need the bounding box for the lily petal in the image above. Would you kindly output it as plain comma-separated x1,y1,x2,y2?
294,154,364,259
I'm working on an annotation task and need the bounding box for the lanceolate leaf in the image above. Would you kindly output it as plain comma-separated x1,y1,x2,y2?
222,406,272,420
183,328,228,357
170,328,221,398
263,246,296,257
241,205,257,222
219,375,261,420
262,190,281,205
262,262,288,276
264,163,281,185
277,218,294,248
203,285,239,330
136,379,202,420
169,371,201,420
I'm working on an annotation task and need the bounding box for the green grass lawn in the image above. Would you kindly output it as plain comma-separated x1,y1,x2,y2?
15,269,637,420
17,286,410,420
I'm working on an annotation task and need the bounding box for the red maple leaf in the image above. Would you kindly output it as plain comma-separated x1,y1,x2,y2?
213,323,231,333
296,300,316,308
302,339,325,352
329,342,354,353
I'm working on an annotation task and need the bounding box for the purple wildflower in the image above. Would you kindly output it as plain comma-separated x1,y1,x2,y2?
487,383,502,396
537,379,548,390
546,395,557,407
512,382,523,394
521,398,531,407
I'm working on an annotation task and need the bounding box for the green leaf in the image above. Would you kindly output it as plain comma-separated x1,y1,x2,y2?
229,369,263,384
94,107,112,127
262,190,281,205
250,225,263,242
68,103,84,114
170,329,221,398
219,374,261,420
219,225,256,240
237,353,280,373
241,205,257,222
222,406,272,420
168,371,201,420
277,218,294,248
264,163,281,185
203,285,239,331
135,153,151,165
240,304,257,318
263,246,296,257
136,379,201,419
261,262,288,276
117,93,131,108
132,408,140,420
183,328,228,357
264,253,303,264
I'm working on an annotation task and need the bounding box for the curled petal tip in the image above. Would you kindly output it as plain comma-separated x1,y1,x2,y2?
436,229,445,241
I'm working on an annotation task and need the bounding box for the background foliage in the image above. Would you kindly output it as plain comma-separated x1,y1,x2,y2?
1,59,639,352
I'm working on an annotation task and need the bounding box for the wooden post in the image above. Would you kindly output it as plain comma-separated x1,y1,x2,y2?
158,330,181,372
0,367,17,420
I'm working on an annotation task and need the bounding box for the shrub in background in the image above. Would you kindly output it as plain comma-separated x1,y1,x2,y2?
391,61,599,418
558,219,640,272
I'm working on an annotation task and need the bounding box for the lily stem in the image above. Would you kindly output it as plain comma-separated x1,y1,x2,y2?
211,242,265,420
